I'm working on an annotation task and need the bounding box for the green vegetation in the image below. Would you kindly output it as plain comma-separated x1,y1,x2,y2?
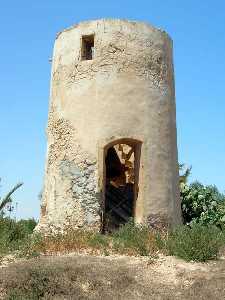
112,219,156,256
2,217,224,263
181,182,225,227
179,164,225,227
0,217,37,256
157,223,225,261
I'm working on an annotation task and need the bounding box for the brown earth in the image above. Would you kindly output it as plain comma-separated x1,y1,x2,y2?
0,254,225,299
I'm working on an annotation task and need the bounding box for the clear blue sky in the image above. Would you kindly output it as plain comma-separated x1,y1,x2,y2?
0,1,225,220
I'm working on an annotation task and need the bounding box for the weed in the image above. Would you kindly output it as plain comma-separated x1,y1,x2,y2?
164,224,224,262
88,232,109,249
112,219,157,256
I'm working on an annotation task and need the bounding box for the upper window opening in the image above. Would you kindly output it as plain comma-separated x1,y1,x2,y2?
81,35,94,61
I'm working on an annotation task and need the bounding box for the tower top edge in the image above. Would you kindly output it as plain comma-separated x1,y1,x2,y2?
55,18,172,41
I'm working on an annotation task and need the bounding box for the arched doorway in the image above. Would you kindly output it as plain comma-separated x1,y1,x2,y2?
102,139,142,232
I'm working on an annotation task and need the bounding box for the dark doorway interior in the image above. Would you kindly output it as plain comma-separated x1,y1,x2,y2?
103,142,139,232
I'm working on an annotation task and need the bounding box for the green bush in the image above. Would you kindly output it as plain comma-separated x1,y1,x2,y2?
0,217,37,255
17,218,37,234
112,219,151,256
181,181,225,226
163,224,224,262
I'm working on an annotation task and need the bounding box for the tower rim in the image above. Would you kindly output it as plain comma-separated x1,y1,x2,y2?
55,18,172,42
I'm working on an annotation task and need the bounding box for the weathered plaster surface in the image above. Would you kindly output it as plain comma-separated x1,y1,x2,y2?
37,19,181,233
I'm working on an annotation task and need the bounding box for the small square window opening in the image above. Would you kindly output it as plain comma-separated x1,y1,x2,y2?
81,35,94,60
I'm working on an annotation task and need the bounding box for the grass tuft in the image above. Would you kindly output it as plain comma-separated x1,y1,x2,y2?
112,219,158,256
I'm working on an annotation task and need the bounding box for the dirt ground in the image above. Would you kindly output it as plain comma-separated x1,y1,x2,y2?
1,253,225,299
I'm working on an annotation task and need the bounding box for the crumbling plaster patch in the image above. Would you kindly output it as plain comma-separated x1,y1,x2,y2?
39,109,100,232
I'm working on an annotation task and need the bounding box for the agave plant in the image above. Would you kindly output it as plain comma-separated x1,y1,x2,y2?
0,182,23,213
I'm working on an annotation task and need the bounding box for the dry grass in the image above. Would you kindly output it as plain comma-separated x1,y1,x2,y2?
32,230,95,254
1,219,224,264
26,224,159,258
21,222,225,262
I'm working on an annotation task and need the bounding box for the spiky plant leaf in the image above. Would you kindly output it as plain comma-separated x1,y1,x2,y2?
0,182,23,211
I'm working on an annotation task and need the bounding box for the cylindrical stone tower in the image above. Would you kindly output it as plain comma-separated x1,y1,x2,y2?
38,19,181,233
